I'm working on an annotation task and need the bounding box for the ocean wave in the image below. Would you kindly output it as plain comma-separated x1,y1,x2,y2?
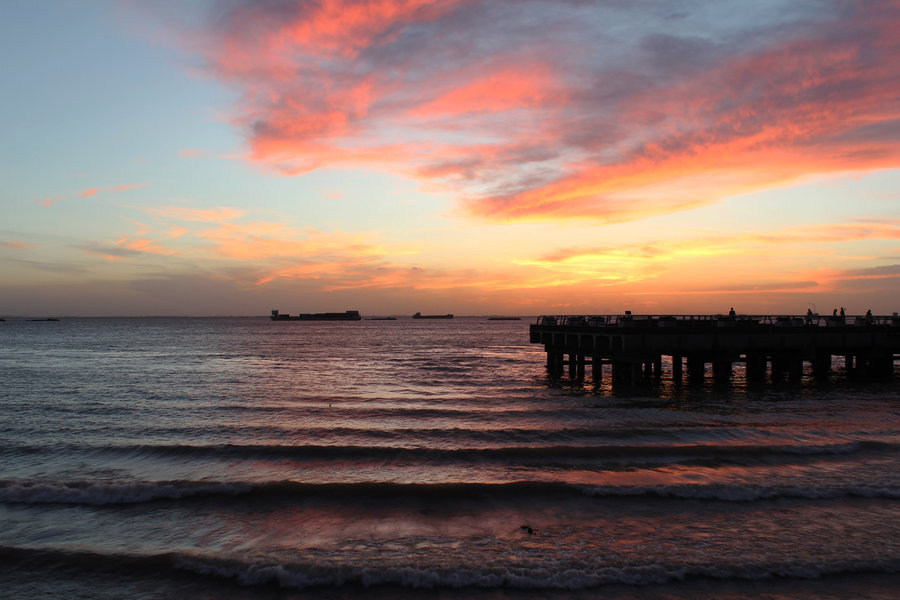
1,545,898,590
3,439,894,465
573,482,900,501
2,478,899,506
0,480,252,505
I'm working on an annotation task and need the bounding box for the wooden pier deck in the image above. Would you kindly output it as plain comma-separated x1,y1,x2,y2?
530,313,900,384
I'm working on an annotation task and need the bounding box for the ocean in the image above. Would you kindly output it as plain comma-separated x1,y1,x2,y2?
1,316,898,599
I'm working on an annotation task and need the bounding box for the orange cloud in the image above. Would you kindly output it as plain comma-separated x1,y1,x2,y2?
78,183,147,198
1,240,37,250
469,38,900,222
118,237,179,256
178,148,206,159
534,220,900,266
153,206,247,222
79,236,178,261
39,183,147,207
409,66,559,118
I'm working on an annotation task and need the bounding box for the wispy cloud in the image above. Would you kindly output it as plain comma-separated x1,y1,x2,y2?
534,220,900,265
153,206,247,222
178,148,207,159
78,236,180,261
175,0,900,223
837,263,900,280
40,183,148,207
1,240,37,250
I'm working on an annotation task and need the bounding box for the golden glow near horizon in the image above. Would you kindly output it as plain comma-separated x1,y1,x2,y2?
1,1,899,316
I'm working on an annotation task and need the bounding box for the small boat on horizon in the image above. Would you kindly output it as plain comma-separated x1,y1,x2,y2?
413,312,453,319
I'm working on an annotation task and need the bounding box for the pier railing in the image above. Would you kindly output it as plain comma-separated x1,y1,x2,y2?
534,314,900,328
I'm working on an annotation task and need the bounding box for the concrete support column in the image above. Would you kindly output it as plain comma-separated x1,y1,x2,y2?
672,355,683,383
592,359,602,383
713,360,732,380
859,353,894,378
771,357,789,379
745,354,766,380
844,355,855,374
687,357,706,381
548,352,564,377
576,355,586,379
630,363,642,385
813,353,832,378
568,354,577,378
611,361,625,383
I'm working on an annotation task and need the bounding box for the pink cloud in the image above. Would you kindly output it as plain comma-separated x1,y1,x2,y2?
408,66,560,119
2,240,37,250
175,1,899,222
79,183,147,198
178,148,206,159
40,183,148,207
153,206,247,222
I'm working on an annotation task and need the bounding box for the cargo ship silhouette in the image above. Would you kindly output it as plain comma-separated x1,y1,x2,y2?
270,309,361,321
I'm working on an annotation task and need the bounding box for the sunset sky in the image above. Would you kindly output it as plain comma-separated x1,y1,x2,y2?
2,0,899,317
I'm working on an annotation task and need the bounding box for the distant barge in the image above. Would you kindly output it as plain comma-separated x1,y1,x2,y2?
271,309,361,321
413,312,453,319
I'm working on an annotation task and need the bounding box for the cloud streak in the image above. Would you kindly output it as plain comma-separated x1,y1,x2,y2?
40,183,148,207
535,220,900,265
1,240,37,250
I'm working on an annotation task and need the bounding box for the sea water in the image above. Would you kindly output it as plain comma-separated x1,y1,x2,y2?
1,317,898,599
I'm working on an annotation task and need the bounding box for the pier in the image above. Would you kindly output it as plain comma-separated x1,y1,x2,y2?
530,313,900,384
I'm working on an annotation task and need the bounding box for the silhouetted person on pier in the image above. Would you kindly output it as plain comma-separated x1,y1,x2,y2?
729,307,735,317
806,308,813,324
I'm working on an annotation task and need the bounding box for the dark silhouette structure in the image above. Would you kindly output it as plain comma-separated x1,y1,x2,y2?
530,313,900,384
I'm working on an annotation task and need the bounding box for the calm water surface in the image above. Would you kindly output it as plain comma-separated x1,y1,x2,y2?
1,317,898,599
